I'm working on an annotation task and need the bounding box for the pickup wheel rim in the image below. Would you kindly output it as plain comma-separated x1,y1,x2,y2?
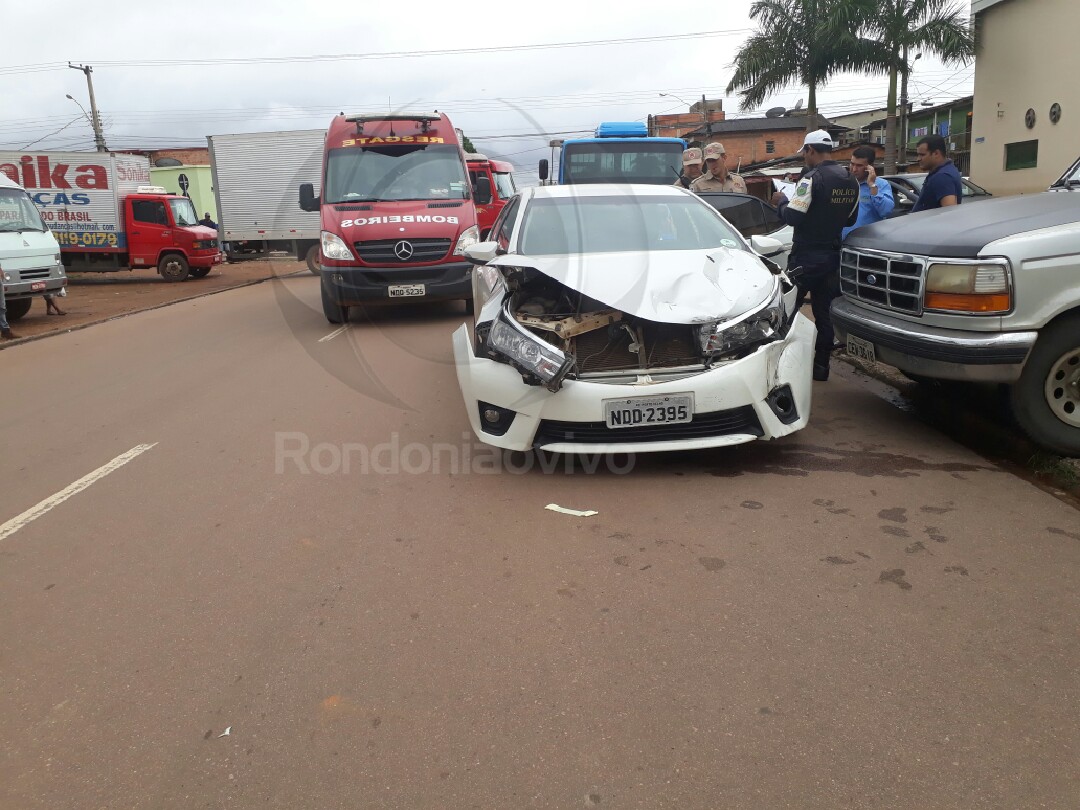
1044,346,1080,428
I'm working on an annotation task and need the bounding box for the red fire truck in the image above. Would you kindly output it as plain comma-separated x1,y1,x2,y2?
300,112,481,322
466,154,516,240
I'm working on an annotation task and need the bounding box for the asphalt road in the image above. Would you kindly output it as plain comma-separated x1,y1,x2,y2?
2,275,1078,809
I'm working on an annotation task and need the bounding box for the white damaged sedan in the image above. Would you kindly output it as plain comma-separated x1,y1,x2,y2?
451,184,817,454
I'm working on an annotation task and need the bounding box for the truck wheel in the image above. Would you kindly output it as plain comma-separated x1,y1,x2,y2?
158,254,190,282
189,267,211,279
1010,312,1080,456
5,298,32,322
321,282,349,324
305,244,321,276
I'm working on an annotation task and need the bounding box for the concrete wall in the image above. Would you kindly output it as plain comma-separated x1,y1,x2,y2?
970,0,1079,195
150,165,217,221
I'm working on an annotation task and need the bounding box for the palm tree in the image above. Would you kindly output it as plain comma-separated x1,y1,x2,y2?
726,0,880,133
866,0,975,172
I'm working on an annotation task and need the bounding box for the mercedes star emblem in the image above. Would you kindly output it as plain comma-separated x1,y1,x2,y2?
394,240,414,261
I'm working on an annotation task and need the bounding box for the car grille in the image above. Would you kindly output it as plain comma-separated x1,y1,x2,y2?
571,322,701,375
354,238,452,264
840,249,924,315
533,406,764,446
19,268,52,280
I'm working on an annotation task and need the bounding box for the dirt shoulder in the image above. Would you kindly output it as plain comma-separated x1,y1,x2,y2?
3,259,310,346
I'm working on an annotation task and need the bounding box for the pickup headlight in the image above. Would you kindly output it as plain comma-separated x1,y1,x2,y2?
487,302,573,391
453,225,480,256
924,260,1011,314
321,231,354,261
698,281,786,356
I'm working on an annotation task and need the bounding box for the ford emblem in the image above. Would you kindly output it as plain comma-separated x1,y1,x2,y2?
866,273,879,285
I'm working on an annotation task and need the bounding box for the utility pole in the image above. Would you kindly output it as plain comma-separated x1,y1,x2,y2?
68,63,108,152
701,94,710,137
898,49,921,168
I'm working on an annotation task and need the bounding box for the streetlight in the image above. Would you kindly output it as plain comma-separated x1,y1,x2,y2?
899,51,922,166
659,92,711,138
65,93,91,123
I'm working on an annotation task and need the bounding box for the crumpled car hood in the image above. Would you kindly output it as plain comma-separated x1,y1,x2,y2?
488,248,775,324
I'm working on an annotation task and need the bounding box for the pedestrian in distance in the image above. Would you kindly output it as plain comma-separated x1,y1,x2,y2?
770,129,860,382
843,146,895,238
910,134,962,212
690,142,748,193
673,148,704,189
200,212,218,229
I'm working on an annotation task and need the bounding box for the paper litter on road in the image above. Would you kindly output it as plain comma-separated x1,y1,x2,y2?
218,727,231,738
545,503,598,517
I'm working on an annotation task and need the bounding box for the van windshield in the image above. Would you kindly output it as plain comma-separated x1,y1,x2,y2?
325,144,470,203
0,188,47,232
562,142,685,185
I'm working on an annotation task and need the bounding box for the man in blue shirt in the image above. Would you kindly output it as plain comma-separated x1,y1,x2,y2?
843,146,894,238
911,134,962,212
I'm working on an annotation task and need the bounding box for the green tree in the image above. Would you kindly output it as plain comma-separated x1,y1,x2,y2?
725,0,879,132
461,134,477,153
864,0,974,172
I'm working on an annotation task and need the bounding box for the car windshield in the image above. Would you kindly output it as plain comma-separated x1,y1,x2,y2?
494,171,516,199
562,142,685,185
169,198,199,227
325,144,469,203
518,195,745,255
0,188,47,232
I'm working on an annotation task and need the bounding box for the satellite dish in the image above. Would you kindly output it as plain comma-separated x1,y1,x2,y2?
765,106,786,118
154,157,182,167
792,98,804,111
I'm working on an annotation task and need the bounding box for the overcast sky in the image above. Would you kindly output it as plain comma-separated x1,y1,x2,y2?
1,0,975,183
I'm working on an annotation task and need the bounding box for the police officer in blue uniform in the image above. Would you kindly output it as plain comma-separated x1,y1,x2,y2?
771,130,860,381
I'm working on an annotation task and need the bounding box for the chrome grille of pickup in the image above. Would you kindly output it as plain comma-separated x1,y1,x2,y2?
840,249,925,315
353,238,452,264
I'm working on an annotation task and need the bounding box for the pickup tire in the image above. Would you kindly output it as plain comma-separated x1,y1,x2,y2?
321,283,349,324
158,253,190,282
5,297,32,322
1010,312,1080,456
189,267,211,279
305,245,321,276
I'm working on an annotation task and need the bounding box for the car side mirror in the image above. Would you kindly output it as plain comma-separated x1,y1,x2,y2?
538,158,549,182
299,183,320,212
475,175,493,206
750,234,785,257
463,241,500,266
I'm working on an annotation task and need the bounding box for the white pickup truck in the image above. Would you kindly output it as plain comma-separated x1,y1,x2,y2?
832,157,1080,456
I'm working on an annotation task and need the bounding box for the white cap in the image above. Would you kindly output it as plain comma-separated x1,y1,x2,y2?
802,129,834,149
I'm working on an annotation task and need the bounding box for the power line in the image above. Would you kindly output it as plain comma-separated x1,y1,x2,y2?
0,29,754,76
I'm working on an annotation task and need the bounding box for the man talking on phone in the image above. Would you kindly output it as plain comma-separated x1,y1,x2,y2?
843,146,894,239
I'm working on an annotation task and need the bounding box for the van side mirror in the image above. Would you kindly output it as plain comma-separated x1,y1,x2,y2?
299,183,319,212
475,175,493,205
539,158,549,182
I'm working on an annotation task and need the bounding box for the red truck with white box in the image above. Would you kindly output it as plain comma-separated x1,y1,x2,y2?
299,112,481,322
0,151,222,281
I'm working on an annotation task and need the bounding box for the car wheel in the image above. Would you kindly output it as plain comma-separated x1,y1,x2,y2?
321,281,349,324
158,253,190,281
5,297,32,322
305,244,321,275
1010,313,1080,455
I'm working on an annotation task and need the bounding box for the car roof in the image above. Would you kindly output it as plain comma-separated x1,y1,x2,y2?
524,183,697,201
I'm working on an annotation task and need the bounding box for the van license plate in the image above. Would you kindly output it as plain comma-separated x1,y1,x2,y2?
389,284,425,298
31,281,46,291
603,394,693,429
846,334,876,363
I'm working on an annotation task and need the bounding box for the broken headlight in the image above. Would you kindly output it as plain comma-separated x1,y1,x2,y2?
698,282,786,356
487,302,573,391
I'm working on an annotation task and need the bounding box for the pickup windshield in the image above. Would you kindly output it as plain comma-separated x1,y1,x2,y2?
562,141,685,185
324,144,469,203
0,188,47,232
519,195,745,255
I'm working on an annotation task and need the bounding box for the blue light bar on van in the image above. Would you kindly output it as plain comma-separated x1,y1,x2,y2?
594,122,649,138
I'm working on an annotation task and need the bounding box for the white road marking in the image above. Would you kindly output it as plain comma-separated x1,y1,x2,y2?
318,326,349,343
0,443,158,543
